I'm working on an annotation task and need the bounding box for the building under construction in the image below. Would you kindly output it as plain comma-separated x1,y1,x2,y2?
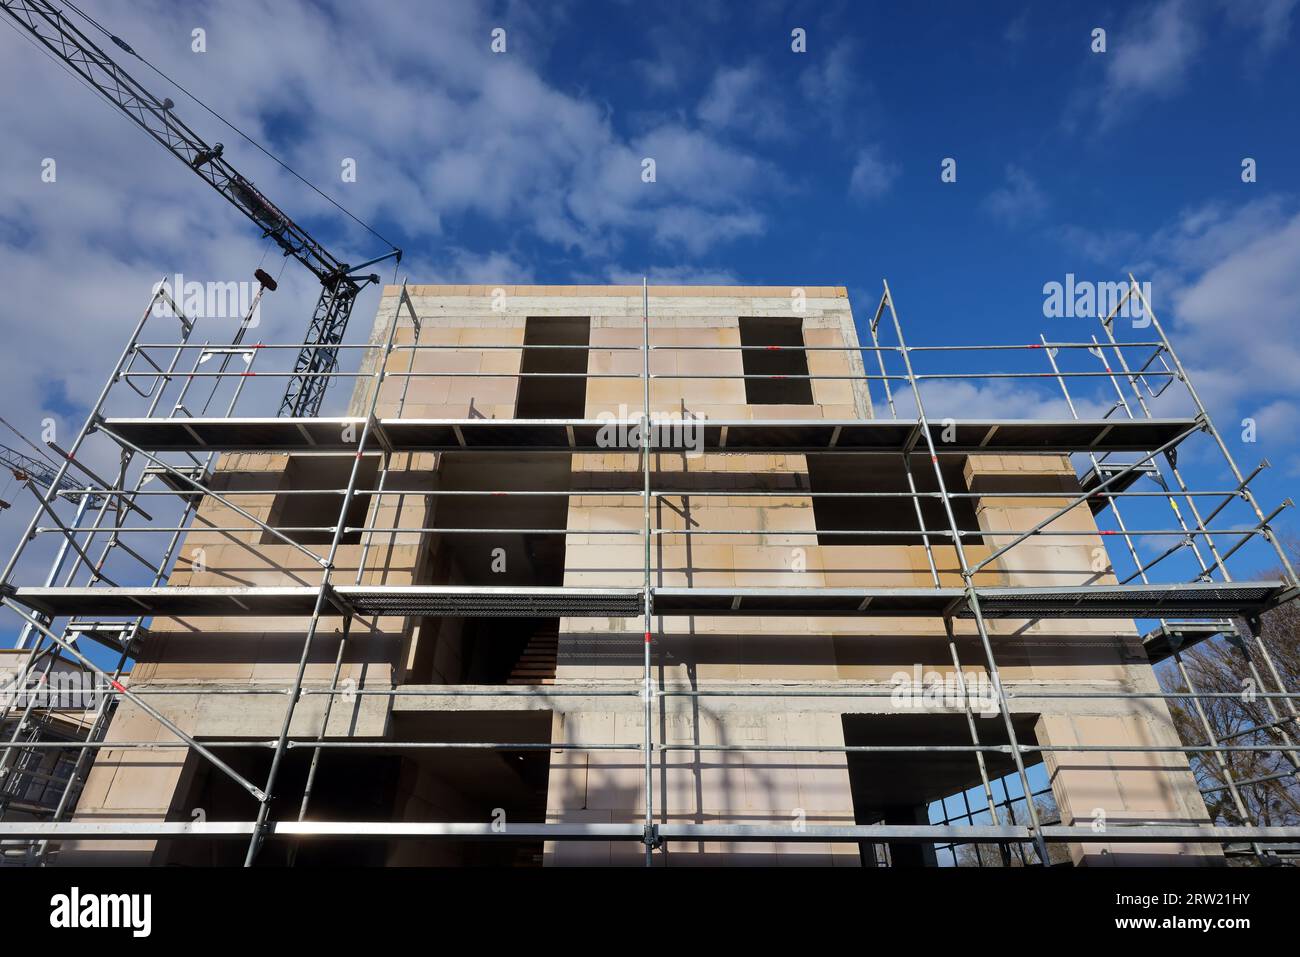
1,279,1298,867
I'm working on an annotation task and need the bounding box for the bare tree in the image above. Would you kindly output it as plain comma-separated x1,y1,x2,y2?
952,792,1073,867
1157,545,1300,856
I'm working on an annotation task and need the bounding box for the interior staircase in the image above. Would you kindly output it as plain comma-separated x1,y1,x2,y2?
506,628,557,685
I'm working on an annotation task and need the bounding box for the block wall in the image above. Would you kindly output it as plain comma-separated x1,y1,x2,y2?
60,286,1215,867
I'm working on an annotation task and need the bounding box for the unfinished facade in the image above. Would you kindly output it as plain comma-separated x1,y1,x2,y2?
1,282,1297,867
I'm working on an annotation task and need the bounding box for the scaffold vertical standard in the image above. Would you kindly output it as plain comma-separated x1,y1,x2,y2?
1,279,1297,867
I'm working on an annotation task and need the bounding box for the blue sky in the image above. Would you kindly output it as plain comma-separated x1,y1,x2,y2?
1,0,1298,605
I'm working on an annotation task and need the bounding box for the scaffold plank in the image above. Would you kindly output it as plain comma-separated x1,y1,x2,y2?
1078,460,1161,513
1141,619,1236,664
9,585,321,617
342,585,642,618
7,581,1285,621
0,820,1296,844
966,582,1285,619
651,582,1287,618
650,586,960,616
99,416,1200,454
5,585,643,619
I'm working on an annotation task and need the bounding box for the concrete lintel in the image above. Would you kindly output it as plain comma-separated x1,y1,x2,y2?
123,690,391,738
387,681,1157,717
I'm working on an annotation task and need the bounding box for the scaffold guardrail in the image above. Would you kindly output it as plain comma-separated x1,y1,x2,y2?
1,276,1296,867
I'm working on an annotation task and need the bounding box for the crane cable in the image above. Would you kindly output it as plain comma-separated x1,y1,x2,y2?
60,0,401,258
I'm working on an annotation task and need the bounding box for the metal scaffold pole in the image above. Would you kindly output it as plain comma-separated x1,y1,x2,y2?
1040,330,1269,862
243,281,410,866
0,284,270,834
1,276,1297,863
641,276,655,865
880,279,1051,864
294,286,422,851
1115,278,1300,783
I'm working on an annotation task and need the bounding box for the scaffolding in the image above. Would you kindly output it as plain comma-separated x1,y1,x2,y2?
0,275,1297,866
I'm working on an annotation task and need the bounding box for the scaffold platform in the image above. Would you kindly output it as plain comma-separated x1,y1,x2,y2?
3,276,1297,867
98,415,1201,455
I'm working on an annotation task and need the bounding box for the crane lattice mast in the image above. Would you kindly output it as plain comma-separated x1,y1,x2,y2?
0,0,401,417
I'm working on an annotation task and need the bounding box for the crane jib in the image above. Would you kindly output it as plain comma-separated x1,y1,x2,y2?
0,0,400,418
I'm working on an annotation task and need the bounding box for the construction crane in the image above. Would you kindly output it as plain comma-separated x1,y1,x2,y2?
0,417,105,512
0,442,104,512
0,0,401,417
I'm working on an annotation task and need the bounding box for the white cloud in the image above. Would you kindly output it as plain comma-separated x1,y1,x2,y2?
1223,0,1299,52
699,39,877,146
798,39,856,112
1170,206,1300,406
1068,0,1294,129
848,147,898,202
888,379,1111,422
648,207,764,254
604,265,742,285
1056,197,1300,423
1004,10,1030,45
797,40,867,139
1245,400,1299,441
636,56,682,92
430,249,536,284
982,165,1048,225
0,0,785,590
697,63,788,141
1053,224,1143,265
1104,0,1204,104
1150,197,1294,272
